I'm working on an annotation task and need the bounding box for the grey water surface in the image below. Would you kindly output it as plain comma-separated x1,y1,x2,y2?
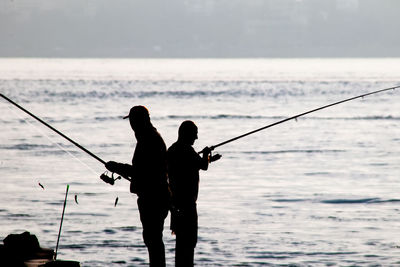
1,58,399,266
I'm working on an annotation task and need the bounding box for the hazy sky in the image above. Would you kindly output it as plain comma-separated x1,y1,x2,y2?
0,0,399,57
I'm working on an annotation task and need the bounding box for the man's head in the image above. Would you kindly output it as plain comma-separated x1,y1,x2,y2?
178,120,198,145
124,106,151,132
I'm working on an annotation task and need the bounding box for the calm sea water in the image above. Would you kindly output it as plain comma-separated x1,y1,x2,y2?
0,58,399,266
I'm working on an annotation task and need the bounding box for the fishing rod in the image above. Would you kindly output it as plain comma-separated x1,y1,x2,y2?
1,93,105,164
54,184,69,261
203,85,399,152
0,93,129,184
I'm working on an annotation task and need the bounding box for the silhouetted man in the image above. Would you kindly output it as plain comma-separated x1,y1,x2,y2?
167,120,221,267
105,106,170,267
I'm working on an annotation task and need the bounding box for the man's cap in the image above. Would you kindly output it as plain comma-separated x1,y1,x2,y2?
123,106,150,120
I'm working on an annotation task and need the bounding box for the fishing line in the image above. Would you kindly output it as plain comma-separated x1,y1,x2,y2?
2,95,126,210
1,94,131,184
3,103,99,176
0,93,106,165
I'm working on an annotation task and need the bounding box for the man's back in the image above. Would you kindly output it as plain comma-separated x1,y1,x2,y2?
132,127,169,199
167,141,203,207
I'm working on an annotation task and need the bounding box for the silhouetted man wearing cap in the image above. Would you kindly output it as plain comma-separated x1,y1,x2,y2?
167,120,221,267
105,106,170,267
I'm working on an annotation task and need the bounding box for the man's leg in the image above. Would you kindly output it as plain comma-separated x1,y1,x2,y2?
175,234,195,267
175,205,198,267
138,198,168,267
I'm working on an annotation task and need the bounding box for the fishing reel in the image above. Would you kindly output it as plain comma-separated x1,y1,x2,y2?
209,151,222,163
100,171,121,185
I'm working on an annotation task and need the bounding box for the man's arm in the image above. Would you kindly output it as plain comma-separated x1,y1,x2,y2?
198,147,211,170
105,161,133,179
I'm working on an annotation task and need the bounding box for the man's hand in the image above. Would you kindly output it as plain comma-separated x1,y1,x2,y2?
105,161,121,173
105,161,133,181
201,146,212,156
